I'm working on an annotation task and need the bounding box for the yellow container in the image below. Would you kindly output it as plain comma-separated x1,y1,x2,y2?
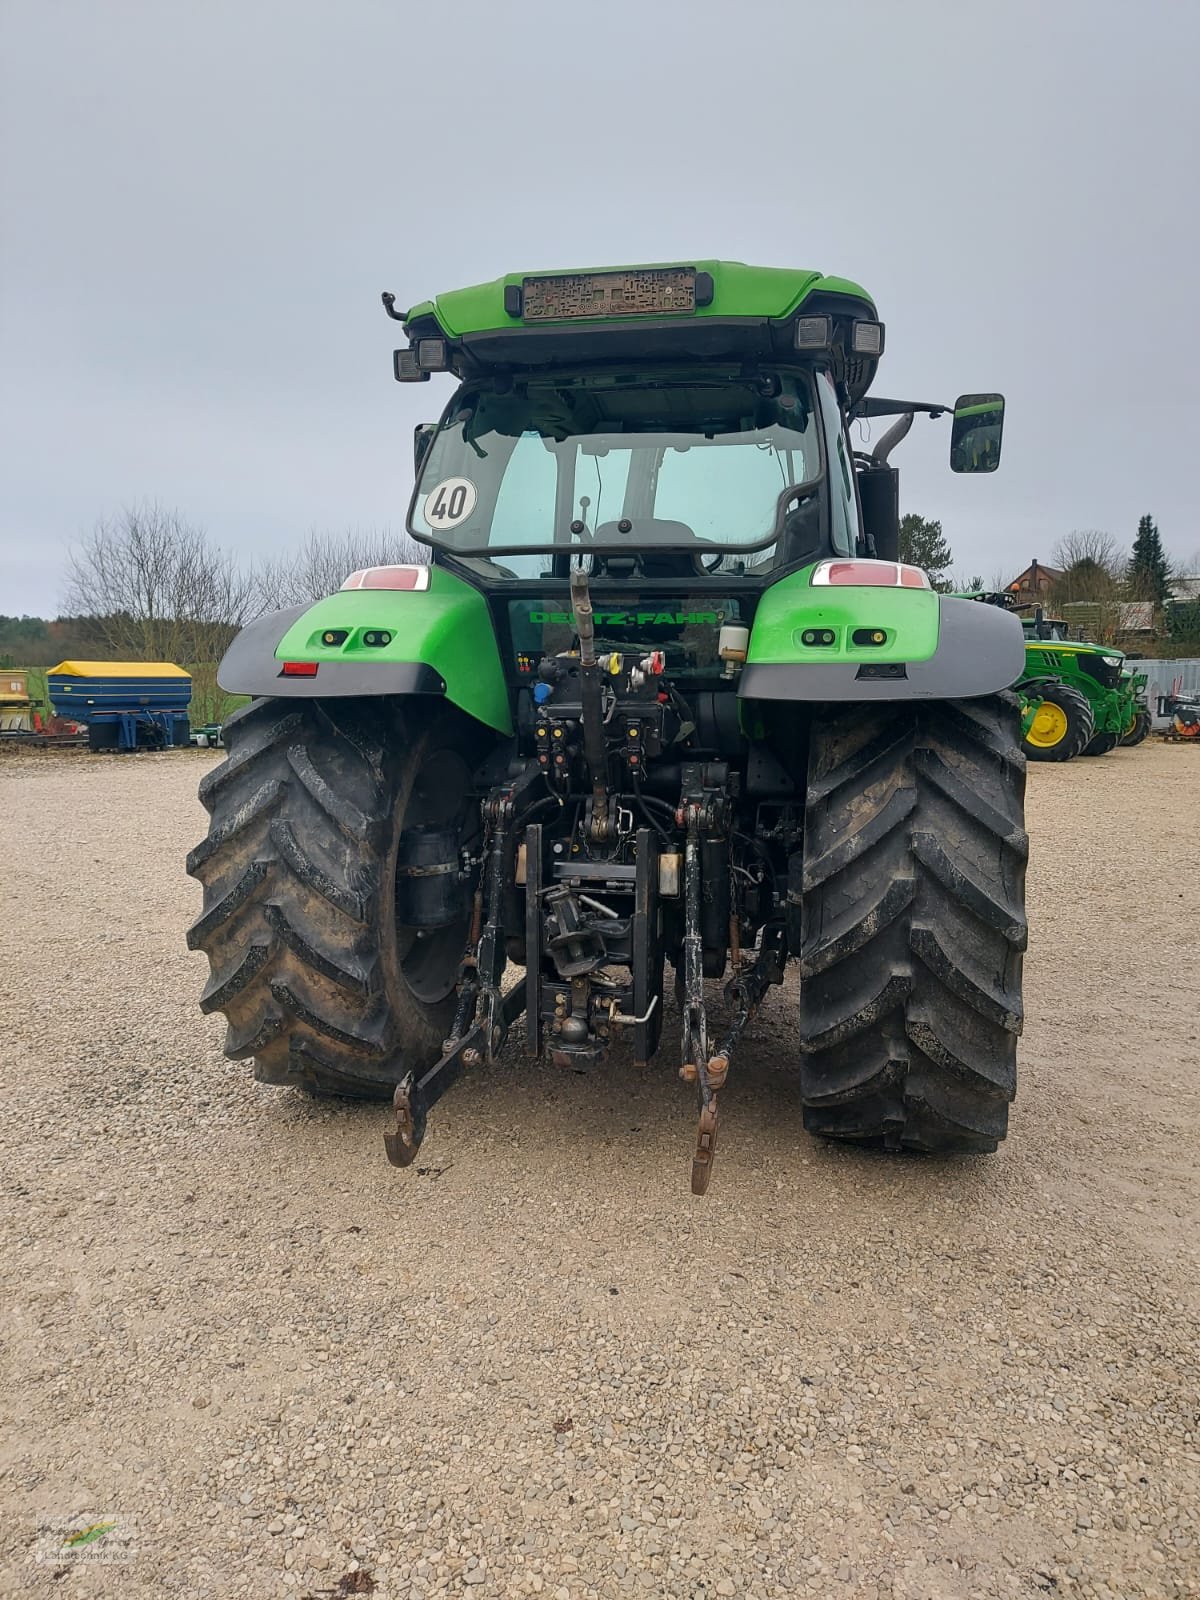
0,671,29,701
0,705,32,732
47,660,189,679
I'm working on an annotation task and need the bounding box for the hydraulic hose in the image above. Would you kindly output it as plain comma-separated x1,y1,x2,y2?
569,568,610,829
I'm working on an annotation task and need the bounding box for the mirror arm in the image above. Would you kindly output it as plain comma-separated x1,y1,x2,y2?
381,292,406,322
853,397,949,421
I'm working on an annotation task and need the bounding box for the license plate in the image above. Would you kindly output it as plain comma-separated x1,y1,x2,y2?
522,268,697,321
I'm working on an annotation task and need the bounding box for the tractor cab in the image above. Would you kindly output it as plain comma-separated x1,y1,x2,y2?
391,264,1002,595
1007,602,1089,644
1019,611,1071,642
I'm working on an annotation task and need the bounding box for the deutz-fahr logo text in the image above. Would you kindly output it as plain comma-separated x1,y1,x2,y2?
530,610,722,626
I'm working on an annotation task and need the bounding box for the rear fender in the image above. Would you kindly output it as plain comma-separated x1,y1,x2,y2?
217,567,512,733
739,573,1024,702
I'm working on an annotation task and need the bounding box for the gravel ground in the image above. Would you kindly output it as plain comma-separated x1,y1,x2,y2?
1,740,1198,1600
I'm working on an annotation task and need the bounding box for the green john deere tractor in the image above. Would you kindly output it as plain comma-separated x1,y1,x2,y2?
187,261,1027,1192
1015,609,1149,760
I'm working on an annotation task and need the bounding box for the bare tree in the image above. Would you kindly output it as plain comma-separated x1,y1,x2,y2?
63,503,255,664
1049,530,1122,606
1051,530,1122,577
253,527,426,611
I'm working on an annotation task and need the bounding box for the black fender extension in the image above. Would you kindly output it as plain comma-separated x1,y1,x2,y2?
738,596,1025,704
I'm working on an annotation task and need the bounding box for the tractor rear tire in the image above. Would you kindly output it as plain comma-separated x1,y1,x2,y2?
1022,683,1093,762
1081,731,1119,756
1120,709,1152,747
187,697,484,1098
798,694,1027,1154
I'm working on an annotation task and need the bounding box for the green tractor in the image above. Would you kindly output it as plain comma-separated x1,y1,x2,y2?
1015,608,1149,760
187,262,1027,1192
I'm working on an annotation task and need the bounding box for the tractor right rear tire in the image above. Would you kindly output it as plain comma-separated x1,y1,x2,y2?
187,697,486,1098
1022,683,1094,762
798,694,1027,1154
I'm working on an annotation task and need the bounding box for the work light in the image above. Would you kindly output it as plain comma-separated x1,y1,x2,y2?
417,338,449,371
794,315,833,350
851,321,885,356
393,348,429,383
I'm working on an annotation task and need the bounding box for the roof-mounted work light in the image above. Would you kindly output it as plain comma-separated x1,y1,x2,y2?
416,338,449,371
393,347,429,383
851,320,885,357
794,314,833,351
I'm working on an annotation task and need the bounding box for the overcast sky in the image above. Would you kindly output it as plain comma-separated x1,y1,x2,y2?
2,0,1197,615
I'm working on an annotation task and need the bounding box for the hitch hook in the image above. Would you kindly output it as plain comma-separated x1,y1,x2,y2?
384,1073,427,1168
691,1099,719,1195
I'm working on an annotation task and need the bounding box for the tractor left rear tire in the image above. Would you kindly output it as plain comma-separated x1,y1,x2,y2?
1120,709,1152,747
1081,731,1119,756
186,697,485,1099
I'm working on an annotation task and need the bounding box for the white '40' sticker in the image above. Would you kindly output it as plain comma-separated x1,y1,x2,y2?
423,477,477,530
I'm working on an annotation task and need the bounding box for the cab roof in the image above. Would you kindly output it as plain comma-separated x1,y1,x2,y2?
396,260,882,401
401,261,875,336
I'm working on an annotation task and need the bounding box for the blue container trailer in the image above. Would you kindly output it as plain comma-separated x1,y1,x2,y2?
46,661,192,751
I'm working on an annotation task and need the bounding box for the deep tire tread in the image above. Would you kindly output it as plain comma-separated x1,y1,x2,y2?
801,783,917,889
798,693,1026,1154
187,696,464,1098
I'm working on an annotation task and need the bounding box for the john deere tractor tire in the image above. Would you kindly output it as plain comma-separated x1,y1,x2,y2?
1022,683,1094,762
187,697,485,1098
1120,709,1152,747
798,694,1026,1154
1081,731,1119,757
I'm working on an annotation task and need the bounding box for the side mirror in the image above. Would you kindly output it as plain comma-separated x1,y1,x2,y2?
414,423,437,477
950,393,1004,474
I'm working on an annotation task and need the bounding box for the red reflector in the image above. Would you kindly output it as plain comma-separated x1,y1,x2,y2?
824,561,895,585
281,661,319,677
812,559,931,589
340,564,430,591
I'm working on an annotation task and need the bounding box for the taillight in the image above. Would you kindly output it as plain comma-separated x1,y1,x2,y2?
811,560,932,589
340,565,431,591
280,661,319,677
